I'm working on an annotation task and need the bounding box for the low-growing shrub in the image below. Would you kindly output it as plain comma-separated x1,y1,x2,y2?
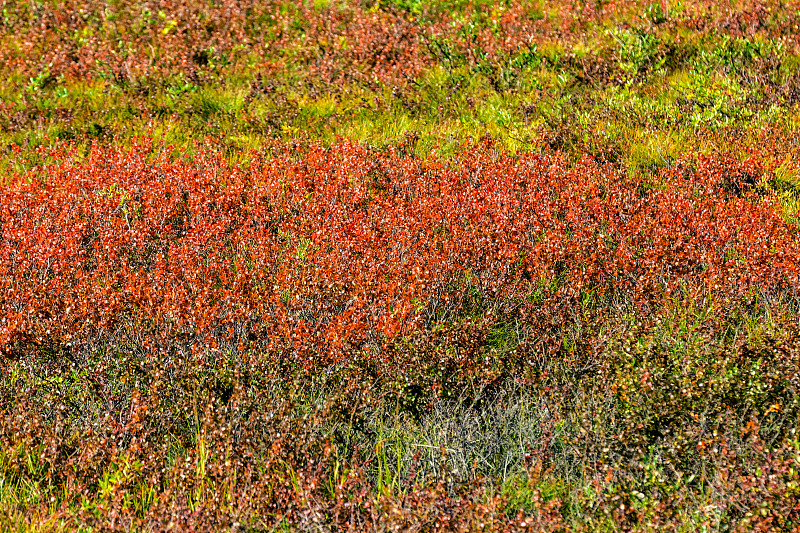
2,137,800,530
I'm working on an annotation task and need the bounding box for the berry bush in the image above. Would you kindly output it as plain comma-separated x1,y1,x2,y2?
1,139,799,530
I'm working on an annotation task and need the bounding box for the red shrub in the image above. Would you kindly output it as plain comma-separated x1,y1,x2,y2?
2,139,798,366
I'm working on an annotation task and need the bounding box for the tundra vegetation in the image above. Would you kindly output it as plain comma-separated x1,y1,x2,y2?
1,0,800,531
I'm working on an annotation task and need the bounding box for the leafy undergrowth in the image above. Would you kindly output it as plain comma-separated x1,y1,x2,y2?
1,139,799,531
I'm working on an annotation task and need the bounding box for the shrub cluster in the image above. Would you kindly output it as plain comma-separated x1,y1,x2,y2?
3,139,797,362
2,140,800,530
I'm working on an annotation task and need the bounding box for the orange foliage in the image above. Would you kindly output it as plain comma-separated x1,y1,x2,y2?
2,139,797,364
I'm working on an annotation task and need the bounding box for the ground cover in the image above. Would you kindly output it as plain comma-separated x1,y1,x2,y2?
1,0,800,531
2,0,800,166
